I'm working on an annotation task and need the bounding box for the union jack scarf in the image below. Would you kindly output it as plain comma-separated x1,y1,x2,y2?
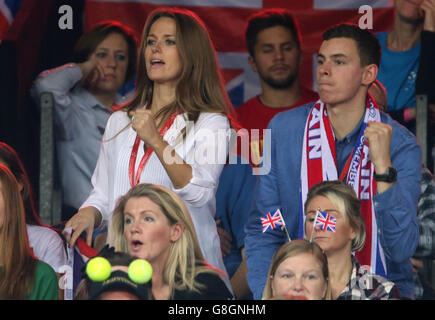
300,95,387,277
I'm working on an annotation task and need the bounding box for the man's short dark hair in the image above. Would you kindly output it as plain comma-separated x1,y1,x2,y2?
245,8,301,58
322,24,381,67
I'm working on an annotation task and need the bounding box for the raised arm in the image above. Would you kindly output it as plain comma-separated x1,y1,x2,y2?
370,124,422,263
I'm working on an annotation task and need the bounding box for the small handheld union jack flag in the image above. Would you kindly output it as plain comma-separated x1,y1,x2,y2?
315,210,337,232
261,209,284,233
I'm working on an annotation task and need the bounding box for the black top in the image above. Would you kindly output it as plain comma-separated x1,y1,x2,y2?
172,271,234,300
416,30,435,103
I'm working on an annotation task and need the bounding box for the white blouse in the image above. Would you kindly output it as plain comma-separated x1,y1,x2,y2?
81,109,232,289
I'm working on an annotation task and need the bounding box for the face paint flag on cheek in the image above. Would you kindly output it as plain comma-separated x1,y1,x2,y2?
309,210,337,243
315,210,337,232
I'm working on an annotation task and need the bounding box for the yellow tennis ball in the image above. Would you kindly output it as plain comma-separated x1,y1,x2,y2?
128,259,152,284
86,257,112,282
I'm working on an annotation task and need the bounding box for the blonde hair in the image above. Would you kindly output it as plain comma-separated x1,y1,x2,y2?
304,180,366,252
0,164,37,299
110,183,220,298
262,240,331,300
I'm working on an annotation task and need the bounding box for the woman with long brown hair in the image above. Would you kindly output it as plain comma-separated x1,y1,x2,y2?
0,164,58,299
0,142,67,275
64,8,236,291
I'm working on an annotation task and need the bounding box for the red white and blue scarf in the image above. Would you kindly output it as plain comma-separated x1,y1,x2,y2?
300,95,387,277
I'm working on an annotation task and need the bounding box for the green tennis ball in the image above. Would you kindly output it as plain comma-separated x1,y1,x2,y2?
128,259,152,284
86,257,111,282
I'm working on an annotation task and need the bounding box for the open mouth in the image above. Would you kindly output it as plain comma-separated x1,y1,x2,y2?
151,59,165,66
131,240,143,251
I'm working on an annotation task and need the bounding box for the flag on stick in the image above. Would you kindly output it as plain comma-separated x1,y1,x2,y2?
261,208,291,242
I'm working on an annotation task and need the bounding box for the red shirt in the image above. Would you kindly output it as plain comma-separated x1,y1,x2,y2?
234,88,318,165
236,87,318,131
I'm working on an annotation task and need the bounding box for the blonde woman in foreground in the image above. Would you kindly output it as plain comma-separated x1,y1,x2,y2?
111,183,233,300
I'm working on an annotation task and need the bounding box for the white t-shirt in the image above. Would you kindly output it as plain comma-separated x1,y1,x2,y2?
26,224,68,273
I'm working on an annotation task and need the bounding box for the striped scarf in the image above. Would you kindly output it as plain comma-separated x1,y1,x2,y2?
300,95,387,277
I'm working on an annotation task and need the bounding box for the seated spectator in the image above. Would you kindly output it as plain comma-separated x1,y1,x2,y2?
304,181,401,300
31,21,138,220
0,142,67,276
110,183,234,300
75,246,151,300
0,164,58,300
262,239,330,300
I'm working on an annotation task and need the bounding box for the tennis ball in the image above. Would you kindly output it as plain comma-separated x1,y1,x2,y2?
86,257,111,282
128,259,152,284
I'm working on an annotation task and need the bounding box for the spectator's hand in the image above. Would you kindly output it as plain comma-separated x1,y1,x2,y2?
421,0,435,32
77,59,106,89
364,121,393,174
63,206,100,247
410,257,424,274
130,109,162,149
216,219,232,258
